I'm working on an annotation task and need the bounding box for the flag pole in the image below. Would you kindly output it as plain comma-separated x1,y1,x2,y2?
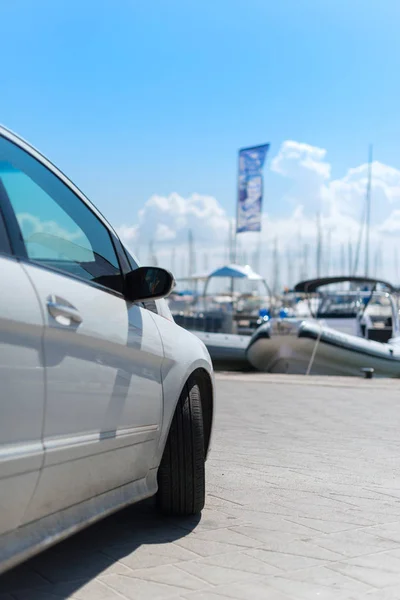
233,148,240,264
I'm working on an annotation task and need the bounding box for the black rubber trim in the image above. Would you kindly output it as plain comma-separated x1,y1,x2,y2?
298,325,397,362
0,177,27,257
0,200,11,256
111,234,131,277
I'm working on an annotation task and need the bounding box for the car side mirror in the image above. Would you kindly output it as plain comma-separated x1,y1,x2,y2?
125,266,175,303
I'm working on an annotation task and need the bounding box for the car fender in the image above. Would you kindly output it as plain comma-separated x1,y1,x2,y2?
148,313,214,468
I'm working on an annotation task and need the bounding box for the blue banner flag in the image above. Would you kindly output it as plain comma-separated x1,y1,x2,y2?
237,144,270,233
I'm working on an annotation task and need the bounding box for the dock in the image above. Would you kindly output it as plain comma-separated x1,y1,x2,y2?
2,374,400,599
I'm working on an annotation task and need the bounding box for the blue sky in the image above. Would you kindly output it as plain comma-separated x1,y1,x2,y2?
2,0,400,280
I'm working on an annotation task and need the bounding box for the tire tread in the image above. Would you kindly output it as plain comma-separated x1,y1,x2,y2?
157,379,205,515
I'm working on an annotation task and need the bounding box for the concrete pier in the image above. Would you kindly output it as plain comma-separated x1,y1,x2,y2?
2,374,400,599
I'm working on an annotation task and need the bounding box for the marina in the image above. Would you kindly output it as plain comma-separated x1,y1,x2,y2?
169,273,400,378
166,145,400,379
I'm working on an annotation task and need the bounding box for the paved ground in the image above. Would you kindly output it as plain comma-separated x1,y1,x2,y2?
2,373,400,599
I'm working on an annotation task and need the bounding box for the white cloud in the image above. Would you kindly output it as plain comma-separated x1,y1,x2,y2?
118,192,230,246
16,213,94,261
17,213,86,243
155,223,176,242
327,161,400,220
117,224,137,242
379,209,400,235
271,140,331,180
270,141,331,214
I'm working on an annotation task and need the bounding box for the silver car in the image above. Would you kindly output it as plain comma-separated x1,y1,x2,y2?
0,126,214,574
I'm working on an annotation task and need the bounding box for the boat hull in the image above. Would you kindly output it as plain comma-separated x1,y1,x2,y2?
191,330,253,371
247,320,400,377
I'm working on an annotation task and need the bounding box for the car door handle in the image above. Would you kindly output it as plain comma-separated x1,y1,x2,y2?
47,295,83,326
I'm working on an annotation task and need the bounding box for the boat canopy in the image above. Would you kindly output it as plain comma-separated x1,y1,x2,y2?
180,264,265,283
206,264,264,281
294,276,395,294
201,264,270,298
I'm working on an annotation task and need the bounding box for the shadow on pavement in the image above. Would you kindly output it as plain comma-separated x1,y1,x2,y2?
0,497,201,599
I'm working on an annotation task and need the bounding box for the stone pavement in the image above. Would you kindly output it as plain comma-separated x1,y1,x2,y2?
2,373,400,599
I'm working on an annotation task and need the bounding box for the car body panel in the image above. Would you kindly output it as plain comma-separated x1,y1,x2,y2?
0,256,45,535
148,313,214,467
0,468,158,574
20,261,164,522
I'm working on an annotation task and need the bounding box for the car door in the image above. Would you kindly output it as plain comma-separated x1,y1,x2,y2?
0,207,45,535
0,132,165,523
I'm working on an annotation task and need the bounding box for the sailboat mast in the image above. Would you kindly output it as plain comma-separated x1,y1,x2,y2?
272,237,279,295
171,246,176,275
316,212,322,278
149,240,157,266
298,229,303,281
373,246,380,278
228,219,233,263
254,235,261,274
233,151,240,264
364,144,373,277
326,228,331,276
352,146,373,277
340,243,345,274
188,229,193,278
303,243,309,279
348,239,353,274
287,246,293,289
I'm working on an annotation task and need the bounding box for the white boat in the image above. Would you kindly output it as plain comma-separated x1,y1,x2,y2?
247,276,400,377
171,263,272,369
190,330,251,371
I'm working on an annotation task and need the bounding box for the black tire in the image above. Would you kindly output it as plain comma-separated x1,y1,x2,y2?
157,378,205,516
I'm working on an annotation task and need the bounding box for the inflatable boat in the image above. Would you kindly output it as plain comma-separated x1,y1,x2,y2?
247,276,400,377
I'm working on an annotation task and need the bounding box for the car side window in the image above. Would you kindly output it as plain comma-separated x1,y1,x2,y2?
0,136,123,294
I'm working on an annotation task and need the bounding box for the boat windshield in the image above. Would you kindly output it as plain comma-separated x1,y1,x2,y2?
315,291,392,319
316,294,363,318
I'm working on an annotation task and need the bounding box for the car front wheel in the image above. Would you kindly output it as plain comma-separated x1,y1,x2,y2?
157,378,206,516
